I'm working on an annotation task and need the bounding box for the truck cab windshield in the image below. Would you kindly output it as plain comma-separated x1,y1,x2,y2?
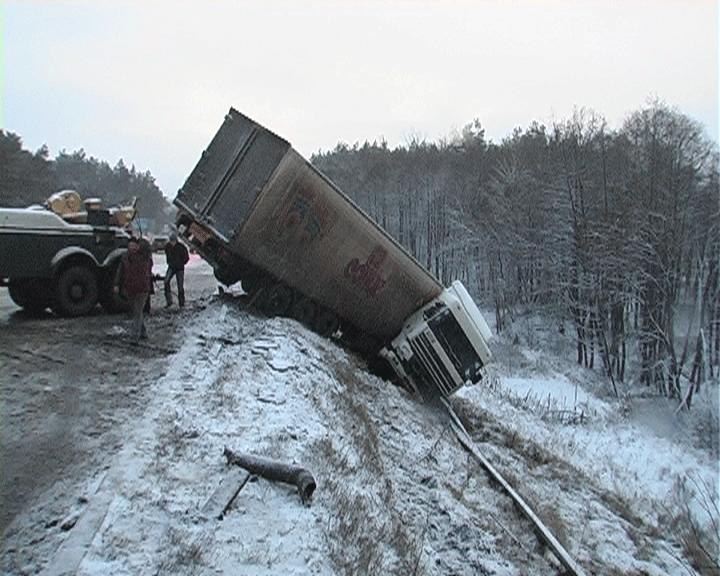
427,308,483,384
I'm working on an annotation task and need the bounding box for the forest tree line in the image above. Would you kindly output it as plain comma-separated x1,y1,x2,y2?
1,102,717,406
0,130,173,231
312,101,719,407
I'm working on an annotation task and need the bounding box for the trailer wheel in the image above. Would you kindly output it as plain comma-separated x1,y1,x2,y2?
314,308,339,337
214,267,239,287
291,297,316,327
53,265,99,317
241,273,266,298
8,279,51,314
262,283,293,317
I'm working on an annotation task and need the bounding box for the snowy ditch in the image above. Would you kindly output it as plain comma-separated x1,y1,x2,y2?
4,301,717,575
461,361,717,530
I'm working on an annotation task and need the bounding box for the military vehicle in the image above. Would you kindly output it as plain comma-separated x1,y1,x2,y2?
0,192,134,316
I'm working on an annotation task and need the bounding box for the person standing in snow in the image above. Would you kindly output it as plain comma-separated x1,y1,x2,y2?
139,237,154,314
164,232,189,308
117,236,153,342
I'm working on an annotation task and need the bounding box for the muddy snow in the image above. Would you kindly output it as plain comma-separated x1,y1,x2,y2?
1,259,718,575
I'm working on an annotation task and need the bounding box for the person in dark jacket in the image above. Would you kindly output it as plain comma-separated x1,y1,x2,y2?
118,236,153,342
164,232,189,308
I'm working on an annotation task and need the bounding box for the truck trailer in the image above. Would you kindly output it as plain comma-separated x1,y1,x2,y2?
174,108,492,396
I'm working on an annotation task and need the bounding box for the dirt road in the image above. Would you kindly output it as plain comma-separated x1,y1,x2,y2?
0,255,217,535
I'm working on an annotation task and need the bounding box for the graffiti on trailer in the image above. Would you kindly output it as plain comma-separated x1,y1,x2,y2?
280,187,333,243
345,246,389,298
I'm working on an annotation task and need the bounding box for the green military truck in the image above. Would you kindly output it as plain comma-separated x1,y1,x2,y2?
0,206,130,316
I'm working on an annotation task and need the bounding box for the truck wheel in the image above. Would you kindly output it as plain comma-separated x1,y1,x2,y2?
291,297,316,327
314,308,339,337
53,265,99,317
214,267,238,286
241,273,266,298
344,326,381,355
8,279,51,314
262,283,293,317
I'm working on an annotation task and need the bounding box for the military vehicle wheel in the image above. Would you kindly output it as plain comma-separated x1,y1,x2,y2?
8,279,51,314
53,265,99,317
291,297,316,326
262,283,293,317
314,308,339,337
8,280,33,308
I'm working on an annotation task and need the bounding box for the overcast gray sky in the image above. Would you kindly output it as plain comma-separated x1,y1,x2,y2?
2,0,718,197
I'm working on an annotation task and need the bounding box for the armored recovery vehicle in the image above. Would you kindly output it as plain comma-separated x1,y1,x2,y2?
0,193,134,316
175,108,492,396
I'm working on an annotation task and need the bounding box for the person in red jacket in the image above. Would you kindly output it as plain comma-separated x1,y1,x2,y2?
118,236,153,342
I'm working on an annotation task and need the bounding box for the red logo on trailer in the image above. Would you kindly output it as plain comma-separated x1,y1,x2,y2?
345,246,388,297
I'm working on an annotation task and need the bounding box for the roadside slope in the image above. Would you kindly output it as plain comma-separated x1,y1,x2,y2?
4,299,706,575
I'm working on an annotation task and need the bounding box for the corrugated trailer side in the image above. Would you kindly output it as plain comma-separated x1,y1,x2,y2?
176,108,443,338
176,110,291,246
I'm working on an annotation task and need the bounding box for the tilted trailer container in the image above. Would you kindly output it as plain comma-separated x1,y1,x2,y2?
174,108,492,396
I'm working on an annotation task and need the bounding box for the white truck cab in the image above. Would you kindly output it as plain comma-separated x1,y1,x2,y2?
381,281,492,396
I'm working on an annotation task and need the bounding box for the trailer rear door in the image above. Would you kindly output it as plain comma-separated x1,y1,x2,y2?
178,109,290,242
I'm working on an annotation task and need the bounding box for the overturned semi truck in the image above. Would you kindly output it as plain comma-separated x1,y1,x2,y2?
174,108,492,396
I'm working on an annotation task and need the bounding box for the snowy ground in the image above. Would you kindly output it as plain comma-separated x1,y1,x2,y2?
0,254,215,534
1,263,718,575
